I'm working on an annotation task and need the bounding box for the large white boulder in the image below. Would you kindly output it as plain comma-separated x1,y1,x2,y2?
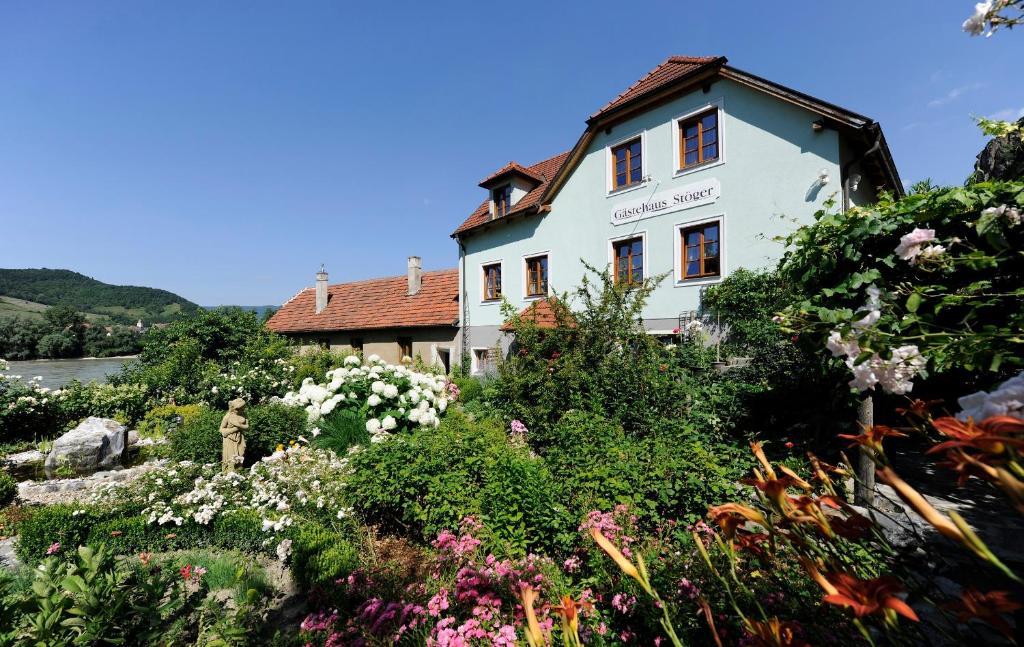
44,417,127,474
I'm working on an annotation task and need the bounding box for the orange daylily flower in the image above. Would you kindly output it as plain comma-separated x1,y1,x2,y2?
822,573,919,622
744,473,801,511
781,495,834,536
708,503,768,538
519,585,546,647
733,529,770,558
750,442,777,479
589,527,641,583
777,465,812,490
930,415,1024,456
743,617,812,647
895,398,943,419
838,425,907,453
549,594,593,643
944,588,1023,640
798,556,838,596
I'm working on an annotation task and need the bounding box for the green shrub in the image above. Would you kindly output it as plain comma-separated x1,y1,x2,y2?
288,347,356,389
168,403,306,465
211,509,271,554
136,403,204,438
543,411,749,529
15,504,106,562
168,406,223,464
290,521,361,588
314,409,370,454
453,375,483,404
245,403,308,460
0,471,15,507
479,449,572,556
346,410,501,543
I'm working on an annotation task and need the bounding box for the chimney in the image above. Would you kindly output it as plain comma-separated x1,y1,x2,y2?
315,265,328,314
407,256,422,296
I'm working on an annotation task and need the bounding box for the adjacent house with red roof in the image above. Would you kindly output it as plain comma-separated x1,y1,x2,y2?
266,258,460,369
452,55,900,373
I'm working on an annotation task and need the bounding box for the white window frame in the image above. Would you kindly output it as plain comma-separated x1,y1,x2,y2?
471,347,489,375
479,259,503,304
672,98,725,179
605,129,649,197
674,214,726,287
521,250,551,301
607,230,649,285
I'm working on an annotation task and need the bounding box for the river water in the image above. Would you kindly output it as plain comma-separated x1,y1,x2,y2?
3,356,133,388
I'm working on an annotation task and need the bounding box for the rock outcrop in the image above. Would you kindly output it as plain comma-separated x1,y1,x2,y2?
44,417,127,474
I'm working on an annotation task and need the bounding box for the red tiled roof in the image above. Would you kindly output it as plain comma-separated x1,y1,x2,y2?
590,56,724,121
478,161,543,187
266,269,459,333
452,151,570,237
500,297,574,331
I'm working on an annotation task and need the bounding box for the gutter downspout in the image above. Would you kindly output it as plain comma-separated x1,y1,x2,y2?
457,237,468,372
841,128,882,212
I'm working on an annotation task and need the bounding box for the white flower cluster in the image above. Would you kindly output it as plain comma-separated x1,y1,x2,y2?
963,0,994,35
280,356,450,443
100,445,354,543
982,203,1021,228
957,371,1024,422
895,228,945,265
826,286,927,394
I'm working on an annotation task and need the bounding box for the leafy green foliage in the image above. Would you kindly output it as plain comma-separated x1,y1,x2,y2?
779,181,1024,388
168,403,306,465
492,264,685,444
0,470,15,507
291,521,362,588
113,308,292,405
15,504,106,562
313,408,371,454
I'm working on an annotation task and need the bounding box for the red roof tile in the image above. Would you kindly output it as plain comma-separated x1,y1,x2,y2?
452,151,570,237
266,269,459,333
590,56,724,120
478,161,544,187
499,297,574,331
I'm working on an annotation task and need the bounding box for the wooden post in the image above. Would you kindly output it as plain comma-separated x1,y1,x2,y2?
854,395,875,506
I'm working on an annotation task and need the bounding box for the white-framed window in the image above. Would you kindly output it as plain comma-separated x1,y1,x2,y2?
522,251,550,300
480,260,503,303
605,129,648,196
673,214,725,287
471,347,490,375
672,98,725,178
607,230,648,286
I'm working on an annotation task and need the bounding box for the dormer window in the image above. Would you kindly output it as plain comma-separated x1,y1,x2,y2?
492,184,512,218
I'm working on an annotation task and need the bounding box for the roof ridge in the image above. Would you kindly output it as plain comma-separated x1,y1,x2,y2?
325,267,458,289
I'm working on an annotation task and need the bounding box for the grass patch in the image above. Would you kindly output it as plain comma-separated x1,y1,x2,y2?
313,409,370,454
162,549,273,603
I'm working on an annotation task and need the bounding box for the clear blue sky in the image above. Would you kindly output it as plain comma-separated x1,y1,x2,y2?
1,1,1021,306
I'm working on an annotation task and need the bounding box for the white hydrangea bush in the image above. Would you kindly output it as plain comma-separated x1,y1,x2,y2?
92,444,356,557
280,354,451,443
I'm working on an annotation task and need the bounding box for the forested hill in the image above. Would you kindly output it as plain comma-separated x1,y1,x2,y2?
0,268,200,324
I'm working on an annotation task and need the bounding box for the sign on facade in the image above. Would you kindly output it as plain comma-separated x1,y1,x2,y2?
610,178,721,225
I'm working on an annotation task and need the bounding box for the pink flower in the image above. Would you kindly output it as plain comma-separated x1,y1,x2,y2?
46,542,61,555
563,556,581,572
894,227,936,264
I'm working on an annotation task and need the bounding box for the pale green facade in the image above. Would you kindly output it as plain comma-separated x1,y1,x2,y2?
456,73,895,370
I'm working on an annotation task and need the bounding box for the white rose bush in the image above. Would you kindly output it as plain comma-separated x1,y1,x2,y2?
280,355,452,443
776,182,1024,394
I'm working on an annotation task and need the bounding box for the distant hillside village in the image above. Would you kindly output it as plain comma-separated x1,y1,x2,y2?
267,54,900,373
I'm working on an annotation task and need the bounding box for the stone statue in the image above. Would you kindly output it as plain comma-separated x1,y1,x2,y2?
219,398,248,470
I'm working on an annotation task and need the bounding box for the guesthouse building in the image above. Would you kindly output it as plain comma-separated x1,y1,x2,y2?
266,258,460,370
452,55,901,373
